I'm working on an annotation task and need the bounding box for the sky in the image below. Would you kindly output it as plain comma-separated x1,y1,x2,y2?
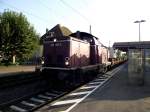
0,0,150,46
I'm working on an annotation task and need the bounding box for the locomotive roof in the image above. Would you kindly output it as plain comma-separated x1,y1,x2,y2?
69,31,108,47
40,24,72,44
69,31,98,40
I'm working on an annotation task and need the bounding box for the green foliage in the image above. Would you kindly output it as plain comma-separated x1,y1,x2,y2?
116,50,121,59
121,53,127,60
0,10,39,64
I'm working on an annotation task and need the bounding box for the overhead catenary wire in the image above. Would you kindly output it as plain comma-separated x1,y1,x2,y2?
1,1,50,24
38,0,65,23
59,0,90,24
1,0,92,33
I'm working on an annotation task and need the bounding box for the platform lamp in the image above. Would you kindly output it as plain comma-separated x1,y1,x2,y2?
134,20,146,68
134,20,146,42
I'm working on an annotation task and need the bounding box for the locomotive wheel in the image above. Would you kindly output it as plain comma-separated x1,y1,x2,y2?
57,71,68,80
57,71,75,89
102,67,107,74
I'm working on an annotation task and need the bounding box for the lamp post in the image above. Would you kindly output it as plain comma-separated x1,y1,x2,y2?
134,20,146,42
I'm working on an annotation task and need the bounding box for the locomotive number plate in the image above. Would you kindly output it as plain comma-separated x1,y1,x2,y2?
50,43,62,47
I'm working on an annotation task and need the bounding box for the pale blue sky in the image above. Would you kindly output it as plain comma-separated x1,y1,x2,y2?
0,0,150,46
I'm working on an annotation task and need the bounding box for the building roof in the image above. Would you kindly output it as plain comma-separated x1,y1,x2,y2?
113,41,150,51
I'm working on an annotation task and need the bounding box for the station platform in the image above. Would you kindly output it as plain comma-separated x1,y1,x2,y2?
37,62,150,112
0,65,36,76
69,63,150,112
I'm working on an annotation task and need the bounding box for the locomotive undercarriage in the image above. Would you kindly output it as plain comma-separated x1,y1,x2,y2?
41,64,108,90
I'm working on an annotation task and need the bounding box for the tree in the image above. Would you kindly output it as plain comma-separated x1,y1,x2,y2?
0,10,39,65
116,50,121,59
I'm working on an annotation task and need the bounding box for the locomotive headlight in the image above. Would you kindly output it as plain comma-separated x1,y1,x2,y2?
53,38,57,42
41,57,44,65
65,61,69,65
65,57,70,66
41,60,44,64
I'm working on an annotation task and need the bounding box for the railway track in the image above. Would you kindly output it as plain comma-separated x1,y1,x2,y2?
0,71,85,111
0,72,70,112
1,90,66,112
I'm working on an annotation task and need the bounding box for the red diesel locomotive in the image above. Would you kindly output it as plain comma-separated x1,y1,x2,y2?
41,30,112,87
42,31,111,71
39,24,126,88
